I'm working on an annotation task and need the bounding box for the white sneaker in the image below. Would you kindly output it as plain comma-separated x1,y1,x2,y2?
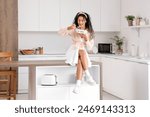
86,75,96,85
73,80,81,94
73,85,80,94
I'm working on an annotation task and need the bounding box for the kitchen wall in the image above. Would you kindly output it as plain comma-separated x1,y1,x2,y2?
19,32,116,54
120,0,150,57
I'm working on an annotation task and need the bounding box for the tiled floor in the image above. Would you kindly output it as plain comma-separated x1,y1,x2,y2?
16,91,121,100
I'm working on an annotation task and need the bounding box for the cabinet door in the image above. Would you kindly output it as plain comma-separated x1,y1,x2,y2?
90,57,101,62
39,0,60,31
60,0,80,28
81,0,101,31
18,0,39,31
69,84,99,100
101,0,120,31
102,57,148,100
36,87,69,100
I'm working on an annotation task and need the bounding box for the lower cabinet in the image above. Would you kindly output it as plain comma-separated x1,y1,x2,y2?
69,84,99,100
36,65,100,100
90,56,101,62
102,57,149,100
36,86,69,100
36,84,99,100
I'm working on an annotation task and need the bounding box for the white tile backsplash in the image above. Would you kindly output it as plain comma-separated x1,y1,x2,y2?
19,32,116,54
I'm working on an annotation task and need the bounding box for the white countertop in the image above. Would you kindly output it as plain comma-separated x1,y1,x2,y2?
19,53,150,65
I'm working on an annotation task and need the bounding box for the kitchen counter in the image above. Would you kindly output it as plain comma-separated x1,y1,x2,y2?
19,53,150,65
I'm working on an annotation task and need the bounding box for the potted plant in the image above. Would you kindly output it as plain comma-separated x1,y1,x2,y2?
111,35,125,55
125,15,135,26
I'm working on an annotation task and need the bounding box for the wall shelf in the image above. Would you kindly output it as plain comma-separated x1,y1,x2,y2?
129,25,150,28
129,25,150,37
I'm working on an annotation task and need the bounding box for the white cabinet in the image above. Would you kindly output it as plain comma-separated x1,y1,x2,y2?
60,0,80,28
36,65,100,100
69,84,99,100
18,0,39,31
81,0,101,31
60,0,120,32
18,0,120,32
37,86,69,100
39,0,60,31
60,0,101,31
37,84,99,100
101,0,120,31
90,56,101,62
18,0,60,31
102,57,148,100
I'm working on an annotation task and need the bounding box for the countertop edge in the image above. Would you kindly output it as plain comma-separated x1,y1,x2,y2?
18,54,150,65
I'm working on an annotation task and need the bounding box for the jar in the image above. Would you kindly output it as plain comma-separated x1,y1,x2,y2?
35,49,39,54
39,47,44,54
131,44,137,57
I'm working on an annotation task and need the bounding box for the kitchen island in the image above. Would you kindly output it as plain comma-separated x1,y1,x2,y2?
0,60,102,100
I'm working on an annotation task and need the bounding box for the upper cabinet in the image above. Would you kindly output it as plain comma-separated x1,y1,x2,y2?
39,0,60,31
101,0,120,31
81,0,101,32
18,0,120,32
60,0,80,28
18,0,60,31
18,0,39,31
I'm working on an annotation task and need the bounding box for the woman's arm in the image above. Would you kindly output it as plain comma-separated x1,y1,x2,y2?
58,24,76,36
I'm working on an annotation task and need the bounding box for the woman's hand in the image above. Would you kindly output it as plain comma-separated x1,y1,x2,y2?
67,24,76,30
79,34,89,41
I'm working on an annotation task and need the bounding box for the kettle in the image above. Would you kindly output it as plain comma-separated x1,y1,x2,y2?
41,74,57,86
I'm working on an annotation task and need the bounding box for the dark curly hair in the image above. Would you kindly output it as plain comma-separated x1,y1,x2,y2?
73,12,95,40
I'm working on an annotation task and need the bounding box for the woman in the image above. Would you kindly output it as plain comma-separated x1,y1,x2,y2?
59,12,96,94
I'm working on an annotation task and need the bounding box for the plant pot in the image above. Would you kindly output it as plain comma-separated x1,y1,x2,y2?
127,20,133,26
115,46,123,55
116,49,123,55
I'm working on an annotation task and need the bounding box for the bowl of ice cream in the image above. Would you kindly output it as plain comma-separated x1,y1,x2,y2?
75,28,87,34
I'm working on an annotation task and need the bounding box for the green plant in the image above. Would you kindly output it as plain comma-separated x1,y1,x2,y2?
111,35,125,49
125,15,135,21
